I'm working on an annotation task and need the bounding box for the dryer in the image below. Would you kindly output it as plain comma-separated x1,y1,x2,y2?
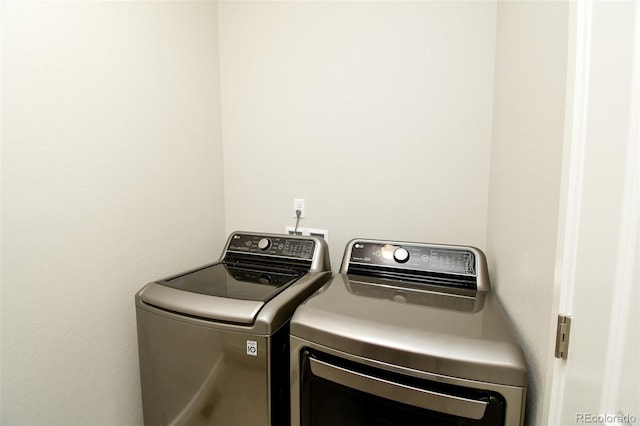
136,232,331,426
290,239,527,426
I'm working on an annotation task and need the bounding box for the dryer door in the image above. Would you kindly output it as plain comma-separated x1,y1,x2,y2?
299,350,507,426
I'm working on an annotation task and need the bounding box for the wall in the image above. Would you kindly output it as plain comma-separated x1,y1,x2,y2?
218,1,497,269
486,2,569,425
0,2,225,424
1,1,573,424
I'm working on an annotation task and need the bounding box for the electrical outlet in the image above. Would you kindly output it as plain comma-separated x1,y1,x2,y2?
294,198,305,218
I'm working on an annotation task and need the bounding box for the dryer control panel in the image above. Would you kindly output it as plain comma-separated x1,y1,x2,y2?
344,240,489,292
348,242,476,276
227,233,315,260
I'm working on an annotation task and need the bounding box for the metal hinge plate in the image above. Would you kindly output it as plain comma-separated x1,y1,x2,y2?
555,314,572,360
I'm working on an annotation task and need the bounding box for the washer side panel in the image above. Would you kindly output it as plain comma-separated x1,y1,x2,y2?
136,307,269,426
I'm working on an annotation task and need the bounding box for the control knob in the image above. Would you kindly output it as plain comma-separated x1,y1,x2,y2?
393,247,410,263
257,238,272,251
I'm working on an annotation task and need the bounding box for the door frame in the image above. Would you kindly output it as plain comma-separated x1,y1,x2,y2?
543,0,640,424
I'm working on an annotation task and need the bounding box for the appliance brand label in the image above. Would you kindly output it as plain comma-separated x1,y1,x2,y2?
246,340,258,356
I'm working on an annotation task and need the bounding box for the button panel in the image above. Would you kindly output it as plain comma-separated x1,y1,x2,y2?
350,242,476,276
227,234,315,259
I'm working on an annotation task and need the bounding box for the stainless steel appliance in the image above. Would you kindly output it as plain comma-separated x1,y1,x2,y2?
136,232,331,426
290,239,527,426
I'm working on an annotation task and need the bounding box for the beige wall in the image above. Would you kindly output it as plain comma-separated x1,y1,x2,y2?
0,2,225,424
1,1,574,425
218,1,497,269
486,2,569,425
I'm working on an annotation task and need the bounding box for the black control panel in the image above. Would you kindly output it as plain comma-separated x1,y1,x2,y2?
227,233,315,260
349,242,476,276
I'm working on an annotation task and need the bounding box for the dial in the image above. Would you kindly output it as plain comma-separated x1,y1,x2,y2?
258,274,272,285
257,238,271,251
393,247,410,263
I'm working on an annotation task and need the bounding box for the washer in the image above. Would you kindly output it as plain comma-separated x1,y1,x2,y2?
136,232,331,426
290,239,527,426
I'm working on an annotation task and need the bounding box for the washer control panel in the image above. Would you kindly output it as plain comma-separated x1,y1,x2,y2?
227,233,315,259
349,241,476,276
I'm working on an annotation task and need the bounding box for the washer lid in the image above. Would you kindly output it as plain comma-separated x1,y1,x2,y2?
158,263,302,301
139,263,303,324
290,274,527,387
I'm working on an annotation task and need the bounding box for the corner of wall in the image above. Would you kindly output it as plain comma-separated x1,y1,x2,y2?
485,1,570,424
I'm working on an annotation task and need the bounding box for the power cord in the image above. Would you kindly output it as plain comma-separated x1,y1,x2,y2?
293,209,302,233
